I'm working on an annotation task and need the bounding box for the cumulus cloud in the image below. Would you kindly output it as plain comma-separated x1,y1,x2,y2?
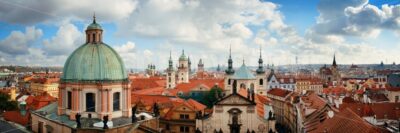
43,23,84,55
308,0,400,43
116,0,284,50
0,27,42,55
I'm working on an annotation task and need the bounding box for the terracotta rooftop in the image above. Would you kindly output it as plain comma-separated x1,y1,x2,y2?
3,110,30,125
312,108,384,133
340,103,400,120
130,77,165,91
267,88,292,97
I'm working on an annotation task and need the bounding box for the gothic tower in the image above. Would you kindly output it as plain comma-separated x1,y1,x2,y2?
198,59,204,72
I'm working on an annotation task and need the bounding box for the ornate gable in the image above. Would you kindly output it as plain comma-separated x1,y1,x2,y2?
215,94,255,105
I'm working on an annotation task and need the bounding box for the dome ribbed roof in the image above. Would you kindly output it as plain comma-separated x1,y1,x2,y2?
61,43,127,83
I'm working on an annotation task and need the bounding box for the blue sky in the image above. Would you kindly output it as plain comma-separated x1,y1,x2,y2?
0,0,399,69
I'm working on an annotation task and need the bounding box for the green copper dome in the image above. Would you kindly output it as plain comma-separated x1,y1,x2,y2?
61,43,128,83
87,23,102,30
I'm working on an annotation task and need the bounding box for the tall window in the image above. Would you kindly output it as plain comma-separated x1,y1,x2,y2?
92,33,96,42
228,79,231,85
86,93,95,112
67,91,72,109
259,79,263,85
113,92,120,111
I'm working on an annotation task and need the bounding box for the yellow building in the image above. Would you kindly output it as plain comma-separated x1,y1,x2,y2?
30,78,59,98
296,79,310,94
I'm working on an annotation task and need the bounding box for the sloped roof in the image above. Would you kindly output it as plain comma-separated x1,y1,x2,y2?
267,88,292,97
232,63,255,79
311,108,385,133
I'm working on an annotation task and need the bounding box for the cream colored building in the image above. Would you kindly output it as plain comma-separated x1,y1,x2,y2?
30,78,59,98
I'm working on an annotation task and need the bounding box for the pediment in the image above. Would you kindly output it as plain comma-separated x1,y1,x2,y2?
215,94,255,105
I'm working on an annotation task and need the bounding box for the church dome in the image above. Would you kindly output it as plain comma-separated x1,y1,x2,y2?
61,16,127,83
61,43,127,82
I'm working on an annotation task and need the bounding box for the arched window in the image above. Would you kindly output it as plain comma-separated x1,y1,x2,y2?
113,92,120,111
86,93,95,112
259,79,264,85
228,79,231,85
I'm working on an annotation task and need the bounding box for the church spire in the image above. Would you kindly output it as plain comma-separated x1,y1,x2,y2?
256,46,265,74
168,51,173,70
93,12,96,24
225,44,234,74
332,53,337,67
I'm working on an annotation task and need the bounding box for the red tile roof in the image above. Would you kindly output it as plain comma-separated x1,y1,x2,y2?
340,103,400,120
30,92,56,110
3,111,30,125
311,108,383,133
130,78,165,91
322,87,347,96
267,88,292,97
169,79,224,96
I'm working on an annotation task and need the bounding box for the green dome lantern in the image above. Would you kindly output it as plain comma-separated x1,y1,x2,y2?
179,50,188,61
86,14,102,30
61,15,127,83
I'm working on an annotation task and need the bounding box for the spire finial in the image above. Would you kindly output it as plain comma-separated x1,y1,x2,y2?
93,12,96,23
229,44,232,58
169,50,172,59
182,49,185,55
259,45,262,58
333,52,337,66
243,57,245,65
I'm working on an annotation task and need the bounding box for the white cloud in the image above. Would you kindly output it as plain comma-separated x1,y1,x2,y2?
309,0,400,41
43,23,83,55
0,26,42,55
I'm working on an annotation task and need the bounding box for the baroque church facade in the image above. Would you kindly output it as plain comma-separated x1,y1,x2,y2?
224,47,267,95
196,80,275,133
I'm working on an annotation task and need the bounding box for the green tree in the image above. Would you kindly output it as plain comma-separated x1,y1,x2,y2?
0,93,18,112
204,85,223,108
